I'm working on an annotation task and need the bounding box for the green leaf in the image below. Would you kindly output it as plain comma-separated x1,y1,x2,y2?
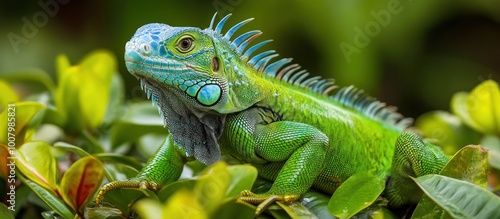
452,80,500,136
55,66,85,131
53,142,92,157
110,102,167,148
85,206,124,219
79,50,117,128
134,199,164,219
157,162,251,217
0,144,11,180
157,179,197,202
301,190,335,219
412,174,500,219
328,173,385,219
102,73,125,124
415,111,481,155
79,50,116,85
55,54,70,83
16,141,58,193
0,80,19,112
59,156,104,214
99,188,145,216
225,165,258,198
194,161,230,215
412,145,489,218
161,190,208,219
19,175,74,219
0,68,56,92
482,135,500,169
137,133,168,158
103,163,139,182
277,201,318,219
94,153,143,171
0,203,14,219
55,50,117,130
42,105,66,127
0,101,45,145
439,145,488,188
212,200,256,219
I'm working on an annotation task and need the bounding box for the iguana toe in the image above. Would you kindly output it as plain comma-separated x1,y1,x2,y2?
238,190,299,216
95,179,159,206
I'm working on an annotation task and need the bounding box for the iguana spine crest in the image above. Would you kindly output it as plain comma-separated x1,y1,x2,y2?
209,13,412,130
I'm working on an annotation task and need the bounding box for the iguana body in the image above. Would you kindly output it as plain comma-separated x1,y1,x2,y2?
97,14,449,215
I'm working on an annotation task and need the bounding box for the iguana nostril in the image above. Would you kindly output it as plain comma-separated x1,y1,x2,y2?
212,57,220,72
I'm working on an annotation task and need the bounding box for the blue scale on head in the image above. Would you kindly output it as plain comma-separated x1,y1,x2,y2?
179,84,188,91
186,85,200,97
150,35,160,41
159,46,167,57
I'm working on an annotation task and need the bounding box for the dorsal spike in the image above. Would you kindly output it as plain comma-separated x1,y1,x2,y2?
208,13,218,30
236,32,262,55
293,72,310,86
255,54,279,72
354,94,370,109
264,58,292,78
300,76,321,88
231,30,261,49
313,79,335,94
224,18,254,41
396,118,414,129
248,50,275,66
311,79,327,92
276,64,299,80
321,84,337,96
215,14,232,33
288,70,308,84
364,100,381,117
242,40,272,60
282,65,301,82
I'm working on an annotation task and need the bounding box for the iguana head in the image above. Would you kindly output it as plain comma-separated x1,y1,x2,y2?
124,14,266,165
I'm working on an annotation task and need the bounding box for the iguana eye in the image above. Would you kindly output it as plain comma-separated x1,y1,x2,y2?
177,36,194,52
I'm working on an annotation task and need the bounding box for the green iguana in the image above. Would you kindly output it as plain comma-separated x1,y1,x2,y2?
96,13,450,215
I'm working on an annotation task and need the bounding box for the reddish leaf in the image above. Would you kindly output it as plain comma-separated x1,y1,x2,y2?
59,156,104,214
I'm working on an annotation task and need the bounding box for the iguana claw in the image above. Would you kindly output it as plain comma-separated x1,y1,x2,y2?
95,180,159,206
237,190,299,216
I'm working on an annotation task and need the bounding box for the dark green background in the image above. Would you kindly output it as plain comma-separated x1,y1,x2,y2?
1,0,499,118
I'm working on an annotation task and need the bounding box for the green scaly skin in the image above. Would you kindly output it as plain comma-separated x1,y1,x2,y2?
96,14,450,215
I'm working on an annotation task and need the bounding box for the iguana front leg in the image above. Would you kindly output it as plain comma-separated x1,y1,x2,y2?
96,134,187,205
221,109,329,215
